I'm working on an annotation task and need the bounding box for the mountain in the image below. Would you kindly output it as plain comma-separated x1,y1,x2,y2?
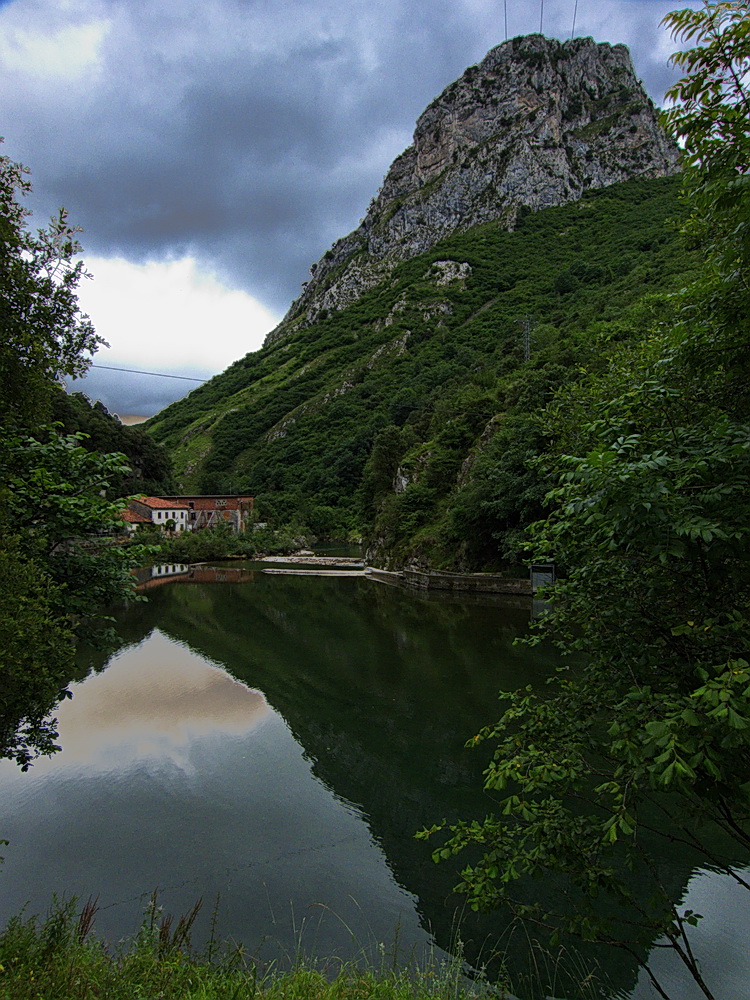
267,33,678,344
146,36,689,569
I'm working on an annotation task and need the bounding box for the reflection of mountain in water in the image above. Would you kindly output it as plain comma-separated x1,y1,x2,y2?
86,572,748,998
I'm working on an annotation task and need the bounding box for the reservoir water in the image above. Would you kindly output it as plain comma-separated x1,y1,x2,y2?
0,565,748,999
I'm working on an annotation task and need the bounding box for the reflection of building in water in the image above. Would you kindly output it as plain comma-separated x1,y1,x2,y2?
134,565,256,590
153,563,189,578
184,566,256,584
133,564,188,588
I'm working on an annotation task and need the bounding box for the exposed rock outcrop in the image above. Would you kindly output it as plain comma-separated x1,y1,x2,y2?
265,34,679,345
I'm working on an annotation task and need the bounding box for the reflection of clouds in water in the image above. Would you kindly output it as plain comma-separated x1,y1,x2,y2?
48,630,271,771
632,866,750,1000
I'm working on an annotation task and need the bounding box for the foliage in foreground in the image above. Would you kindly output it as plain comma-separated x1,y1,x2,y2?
421,5,750,1000
0,898,496,1000
0,433,140,769
0,145,150,771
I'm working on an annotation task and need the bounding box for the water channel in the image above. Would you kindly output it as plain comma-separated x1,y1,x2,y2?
0,563,748,999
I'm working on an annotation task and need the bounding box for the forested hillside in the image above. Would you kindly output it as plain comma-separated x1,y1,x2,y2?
148,174,691,568
51,391,173,497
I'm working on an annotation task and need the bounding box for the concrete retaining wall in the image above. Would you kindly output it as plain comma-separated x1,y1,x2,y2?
366,566,532,595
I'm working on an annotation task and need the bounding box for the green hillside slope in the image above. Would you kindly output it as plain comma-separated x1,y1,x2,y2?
147,175,692,569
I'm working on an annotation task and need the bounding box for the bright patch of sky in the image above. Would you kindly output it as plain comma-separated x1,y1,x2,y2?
67,256,279,417
77,256,279,374
0,17,109,79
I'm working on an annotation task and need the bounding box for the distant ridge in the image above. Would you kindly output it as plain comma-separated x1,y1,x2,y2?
267,34,678,345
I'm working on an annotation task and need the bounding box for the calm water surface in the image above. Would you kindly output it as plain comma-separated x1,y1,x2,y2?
0,567,748,998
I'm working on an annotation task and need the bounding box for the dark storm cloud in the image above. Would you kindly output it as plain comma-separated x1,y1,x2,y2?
2,0,695,317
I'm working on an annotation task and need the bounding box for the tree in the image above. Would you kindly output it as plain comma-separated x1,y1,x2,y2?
661,0,750,416
49,391,174,496
420,6,750,998
0,145,103,426
0,146,149,770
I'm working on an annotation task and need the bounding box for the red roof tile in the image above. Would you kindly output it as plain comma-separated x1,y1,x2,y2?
159,495,253,510
121,509,152,524
136,496,189,510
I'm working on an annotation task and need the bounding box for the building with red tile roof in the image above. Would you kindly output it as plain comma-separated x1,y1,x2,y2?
121,509,151,524
128,497,190,532
158,495,254,533
121,495,254,534
120,507,152,536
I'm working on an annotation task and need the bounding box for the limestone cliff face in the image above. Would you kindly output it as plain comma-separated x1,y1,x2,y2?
266,34,679,345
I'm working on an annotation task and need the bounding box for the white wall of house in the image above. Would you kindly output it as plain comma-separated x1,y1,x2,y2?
150,508,189,531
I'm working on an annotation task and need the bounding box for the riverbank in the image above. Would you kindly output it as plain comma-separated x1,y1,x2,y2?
365,566,532,596
0,899,497,1000
257,554,534,595
152,528,538,595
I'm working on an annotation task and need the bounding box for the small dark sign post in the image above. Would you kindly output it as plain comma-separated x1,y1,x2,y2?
530,562,556,594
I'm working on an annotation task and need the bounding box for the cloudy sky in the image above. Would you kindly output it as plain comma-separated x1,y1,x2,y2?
2,0,695,417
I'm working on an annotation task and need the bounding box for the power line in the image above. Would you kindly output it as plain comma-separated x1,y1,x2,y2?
89,364,208,383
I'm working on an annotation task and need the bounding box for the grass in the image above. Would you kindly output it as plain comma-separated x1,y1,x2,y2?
0,896,507,1000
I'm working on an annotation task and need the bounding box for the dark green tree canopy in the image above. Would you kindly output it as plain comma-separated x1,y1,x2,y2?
0,145,103,426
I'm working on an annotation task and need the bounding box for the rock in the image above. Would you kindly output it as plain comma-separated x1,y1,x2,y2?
430,260,473,286
265,34,678,345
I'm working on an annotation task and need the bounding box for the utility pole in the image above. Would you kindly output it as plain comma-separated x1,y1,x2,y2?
518,315,535,362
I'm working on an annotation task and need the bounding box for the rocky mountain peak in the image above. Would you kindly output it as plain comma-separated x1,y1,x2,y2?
266,34,679,345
